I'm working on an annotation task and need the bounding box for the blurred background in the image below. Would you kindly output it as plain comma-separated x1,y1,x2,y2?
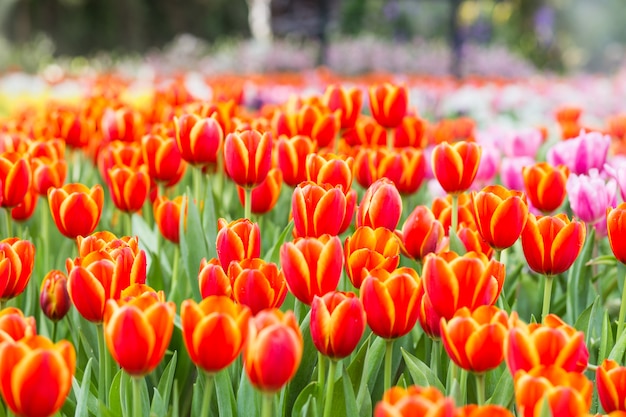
0,0,625,76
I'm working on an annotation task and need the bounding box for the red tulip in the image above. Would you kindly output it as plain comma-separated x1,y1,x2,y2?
431,141,482,194
215,218,261,269
153,195,186,244
344,226,400,289
0,238,35,302
356,178,402,230
323,84,363,129
175,114,223,167
48,183,104,239
0,152,32,208
306,152,353,192
0,307,36,343
597,359,626,413
198,258,232,299
228,258,287,315
522,162,569,213
224,129,272,188
31,157,66,196
237,168,283,214
374,385,455,417
368,83,408,129
40,270,71,322
141,134,187,187
107,165,150,213
607,203,626,264
397,205,444,262
277,135,316,187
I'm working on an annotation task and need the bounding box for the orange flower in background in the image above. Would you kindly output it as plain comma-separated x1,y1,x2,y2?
344,226,400,288
198,258,231,299
597,359,626,413
343,117,387,148
0,238,35,302
40,270,71,322
174,114,223,167
471,185,529,250
374,385,455,417
310,291,366,359
323,84,363,129
521,213,586,276
0,335,75,417
0,307,36,343
432,193,476,233
10,187,37,222
181,296,251,374
292,181,356,238
431,141,482,194
104,290,175,376
360,267,421,339
107,165,150,213
228,258,287,315
224,129,272,188
237,168,283,214
394,115,427,148
356,178,403,230
440,306,509,373
368,83,408,129
293,104,340,148
244,309,303,392
522,162,569,213
455,405,514,417
280,235,343,304
277,135,317,187
514,365,592,417
153,195,186,244
101,106,145,143
456,225,494,259
397,205,444,262
215,218,261,269
607,203,626,264
141,134,187,187
48,183,104,239
354,147,426,194
97,141,144,183
76,232,141,258
0,152,32,208
505,313,589,375
31,157,67,196
306,152,353,192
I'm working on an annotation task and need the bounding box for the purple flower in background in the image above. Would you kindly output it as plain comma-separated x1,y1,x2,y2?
547,130,611,175
566,169,616,225
500,156,535,192
501,128,543,158
604,156,626,201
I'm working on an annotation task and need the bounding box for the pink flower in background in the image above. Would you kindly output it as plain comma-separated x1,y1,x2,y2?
604,156,626,201
473,145,500,187
501,128,543,158
566,169,616,225
547,130,611,175
500,156,535,192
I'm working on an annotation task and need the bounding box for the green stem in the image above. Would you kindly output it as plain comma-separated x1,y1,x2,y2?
169,245,181,300
384,339,394,392
317,351,326,388
51,321,58,341
430,338,440,381
200,372,215,417
4,208,11,238
322,360,338,417
41,198,50,270
494,249,501,263
244,187,252,220
617,263,626,341
450,193,458,235
475,372,486,405
97,324,108,407
261,393,273,417
542,275,554,321
132,376,143,417
125,212,133,237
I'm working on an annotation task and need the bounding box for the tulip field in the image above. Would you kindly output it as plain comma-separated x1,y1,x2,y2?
2,68,626,417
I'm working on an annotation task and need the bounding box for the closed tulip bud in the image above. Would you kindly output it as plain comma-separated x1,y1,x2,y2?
398,205,444,262
224,129,272,188
0,152,32,208
244,309,303,392
344,226,400,289
31,157,67,196
374,385,456,417
40,270,71,322
357,178,402,230
107,165,150,213
237,168,283,214
141,134,187,187
216,218,261,269
48,183,104,239
0,336,76,417
522,162,569,213
368,83,408,129
182,296,251,373
292,182,356,238
361,267,421,339
521,213,586,276
608,203,626,264
0,307,36,342
431,141,482,194
198,258,232,299
323,84,363,129
306,152,354,192
597,359,626,413
280,235,343,304
153,195,186,244
277,135,317,187
228,258,287,315
175,114,223,167
0,238,35,302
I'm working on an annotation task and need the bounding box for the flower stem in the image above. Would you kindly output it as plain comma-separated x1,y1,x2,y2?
384,339,394,392
4,208,11,238
317,351,326,389
542,275,554,321
244,187,252,220
475,372,486,405
430,338,440,381
616,263,626,341
200,372,215,417
51,321,58,341
261,393,273,417
132,376,143,417
125,212,133,238
322,359,338,417
451,193,459,235
97,324,108,407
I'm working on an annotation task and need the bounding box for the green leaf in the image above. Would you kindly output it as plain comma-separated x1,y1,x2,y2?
203,175,218,259
180,189,208,301
356,336,385,406
586,254,617,267
401,348,445,393
108,369,124,416
448,228,466,255
599,310,614,363
132,212,158,255
151,389,166,417
292,381,319,417
216,368,237,417
486,368,514,408
264,220,294,264
74,357,93,417
285,312,317,417
585,296,604,350
341,364,359,417
156,351,177,410
609,323,626,362
237,369,260,416
566,228,595,323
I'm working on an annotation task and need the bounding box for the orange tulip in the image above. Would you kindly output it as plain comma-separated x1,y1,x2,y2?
374,385,456,417
277,135,316,187
10,187,37,222
31,157,67,196
101,107,144,143
354,147,426,194
597,359,626,412
0,238,35,302
432,193,476,233
431,141,482,194
181,296,251,373
454,405,514,417
227,258,287,315
48,183,104,239
141,134,187,187
397,205,444,261
360,267,421,339
306,152,353,192
40,270,71,322
471,185,529,250
344,226,400,288
224,129,272,188
215,218,261,269
394,115,427,148
505,313,589,375
310,291,366,359
343,117,387,148
323,84,363,129
522,162,569,213
107,165,150,213
521,213,586,276
0,307,36,343
0,335,75,417
0,152,32,208
293,104,340,148
237,168,283,214
368,83,408,129
97,141,144,183
607,203,626,264
456,225,494,259
104,290,175,376
153,195,186,244
244,309,303,392
175,114,223,167
440,306,508,373
280,235,343,304
514,365,592,417
292,181,356,238
198,258,232,299
356,178,403,230
76,232,141,258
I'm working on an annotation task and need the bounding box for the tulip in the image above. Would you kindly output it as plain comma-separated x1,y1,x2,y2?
293,104,340,148
11,187,38,222
0,335,76,417
355,148,426,194
432,193,476,233
566,169,616,225
102,107,144,143
522,162,569,213
456,225,494,259
0,307,36,343
237,168,283,214
76,231,141,258
215,218,261,269
141,134,187,187
277,135,316,187
374,385,456,417
607,203,626,339
357,178,402,230
455,405,515,417
153,195,186,244
306,152,353,192
175,114,224,167
280,235,343,304
40,270,71,323
501,128,543,158
228,258,287,315
505,313,589,375
597,359,626,413
107,165,150,213
431,141,482,195
344,116,387,148
244,309,303,393
323,84,363,129
198,258,232,299
368,83,408,129
223,129,272,188
48,183,104,239
0,152,32,208
0,238,35,302
97,141,144,184
394,115,426,148
547,130,611,175
31,157,67,196
344,226,400,288
471,185,529,250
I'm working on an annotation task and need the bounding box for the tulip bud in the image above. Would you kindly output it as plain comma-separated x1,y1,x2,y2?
40,270,71,322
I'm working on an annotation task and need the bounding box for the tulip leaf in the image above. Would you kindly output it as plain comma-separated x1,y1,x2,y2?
401,348,445,393
448,228,466,255
608,323,626,362
586,254,617,267
264,219,294,265
108,368,124,416
203,175,218,259
355,335,385,408
566,227,595,323
180,189,208,301
132,213,158,255
486,368,514,408
74,357,93,417
216,368,237,417
585,296,604,350
341,364,359,417
599,310,614,363
285,312,318,417
191,378,203,417
237,368,261,416
150,389,165,417
292,381,319,417
156,352,177,411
